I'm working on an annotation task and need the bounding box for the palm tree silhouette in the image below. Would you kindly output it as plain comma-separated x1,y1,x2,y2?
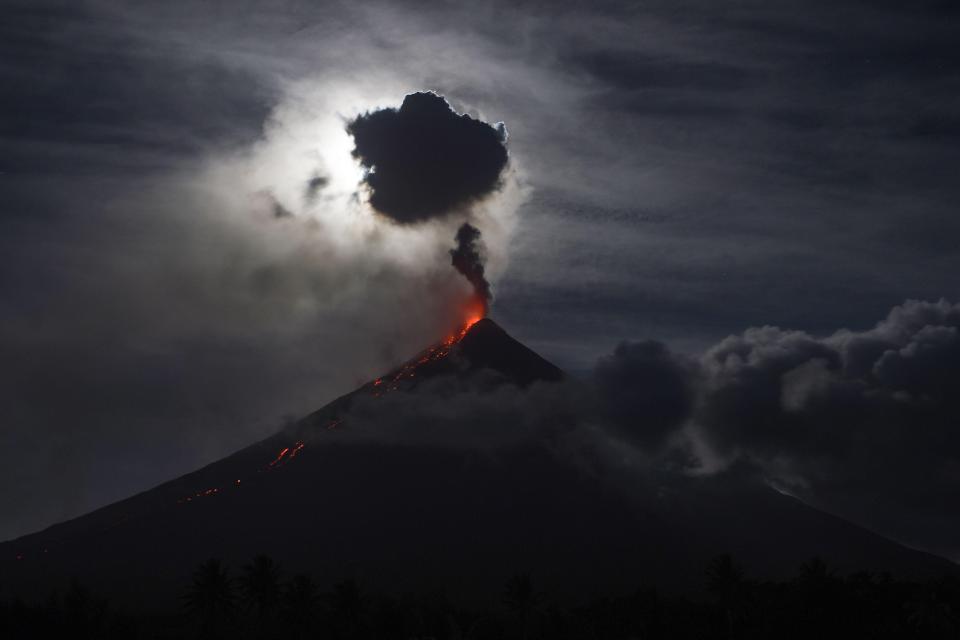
239,554,282,637
183,558,234,640
904,578,957,637
330,579,365,639
240,555,281,611
62,579,107,639
795,556,839,629
705,554,746,639
283,574,320,639
502,574,539,640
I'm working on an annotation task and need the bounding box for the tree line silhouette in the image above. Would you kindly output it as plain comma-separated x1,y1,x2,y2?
2,553,958,638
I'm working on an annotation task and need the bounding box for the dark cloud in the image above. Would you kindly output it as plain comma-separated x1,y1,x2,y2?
347,92,508,224
449,222,491,314
587,299,960,560
694,299,960,455
593,340,697,449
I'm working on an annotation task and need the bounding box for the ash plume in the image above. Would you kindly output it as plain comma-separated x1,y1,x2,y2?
450,222,491,313
347,91,508,224
347,92,512,321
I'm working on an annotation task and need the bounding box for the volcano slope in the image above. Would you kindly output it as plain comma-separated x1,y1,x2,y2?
0,319,954,608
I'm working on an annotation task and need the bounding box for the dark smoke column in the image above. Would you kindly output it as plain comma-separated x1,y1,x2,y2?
347,91,509,323
450,223,491,316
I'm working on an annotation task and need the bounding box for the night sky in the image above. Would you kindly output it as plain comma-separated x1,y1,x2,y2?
2,1,959,562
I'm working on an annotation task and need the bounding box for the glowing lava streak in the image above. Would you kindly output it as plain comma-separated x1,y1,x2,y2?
461,295,485,332
176,441,305,507
178,487,221,504
269,447,290,467
370,314,480,397
268,440,306,468
288,441,305,460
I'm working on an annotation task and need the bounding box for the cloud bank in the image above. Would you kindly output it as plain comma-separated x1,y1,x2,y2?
588,299,960,560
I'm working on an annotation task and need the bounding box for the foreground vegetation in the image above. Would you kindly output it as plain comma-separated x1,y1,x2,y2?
2,555,958,639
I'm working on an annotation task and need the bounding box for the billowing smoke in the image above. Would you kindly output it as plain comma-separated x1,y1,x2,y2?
449,223,492,316
587,298,960,560
347,92,509,224
593,340,697,450
346,91,510,320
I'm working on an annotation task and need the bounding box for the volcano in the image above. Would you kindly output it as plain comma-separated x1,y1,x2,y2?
1,319,954,608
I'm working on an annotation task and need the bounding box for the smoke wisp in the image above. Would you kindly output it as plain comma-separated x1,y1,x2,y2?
449,222,492,315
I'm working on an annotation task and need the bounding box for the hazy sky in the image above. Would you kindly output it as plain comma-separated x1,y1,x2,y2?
2,0,959,558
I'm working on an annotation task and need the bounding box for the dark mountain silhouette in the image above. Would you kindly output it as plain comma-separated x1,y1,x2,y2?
0,319,954,609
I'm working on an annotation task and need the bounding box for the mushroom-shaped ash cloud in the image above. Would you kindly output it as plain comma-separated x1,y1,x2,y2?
347,91,508,224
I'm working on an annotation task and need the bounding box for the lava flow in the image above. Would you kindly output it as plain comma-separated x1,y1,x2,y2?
178,309,483,508
371,310,482,397
268,440,305,468
177,439,306,507
177,487,221,504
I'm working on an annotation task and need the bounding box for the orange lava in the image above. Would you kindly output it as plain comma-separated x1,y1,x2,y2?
170,312,486,510
176,441,304,508
268,447,290,467
465,311,483,330
178,486,221,504
461,295,486,330
368,310,483,398
288,441,305,460
267,440,306,468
